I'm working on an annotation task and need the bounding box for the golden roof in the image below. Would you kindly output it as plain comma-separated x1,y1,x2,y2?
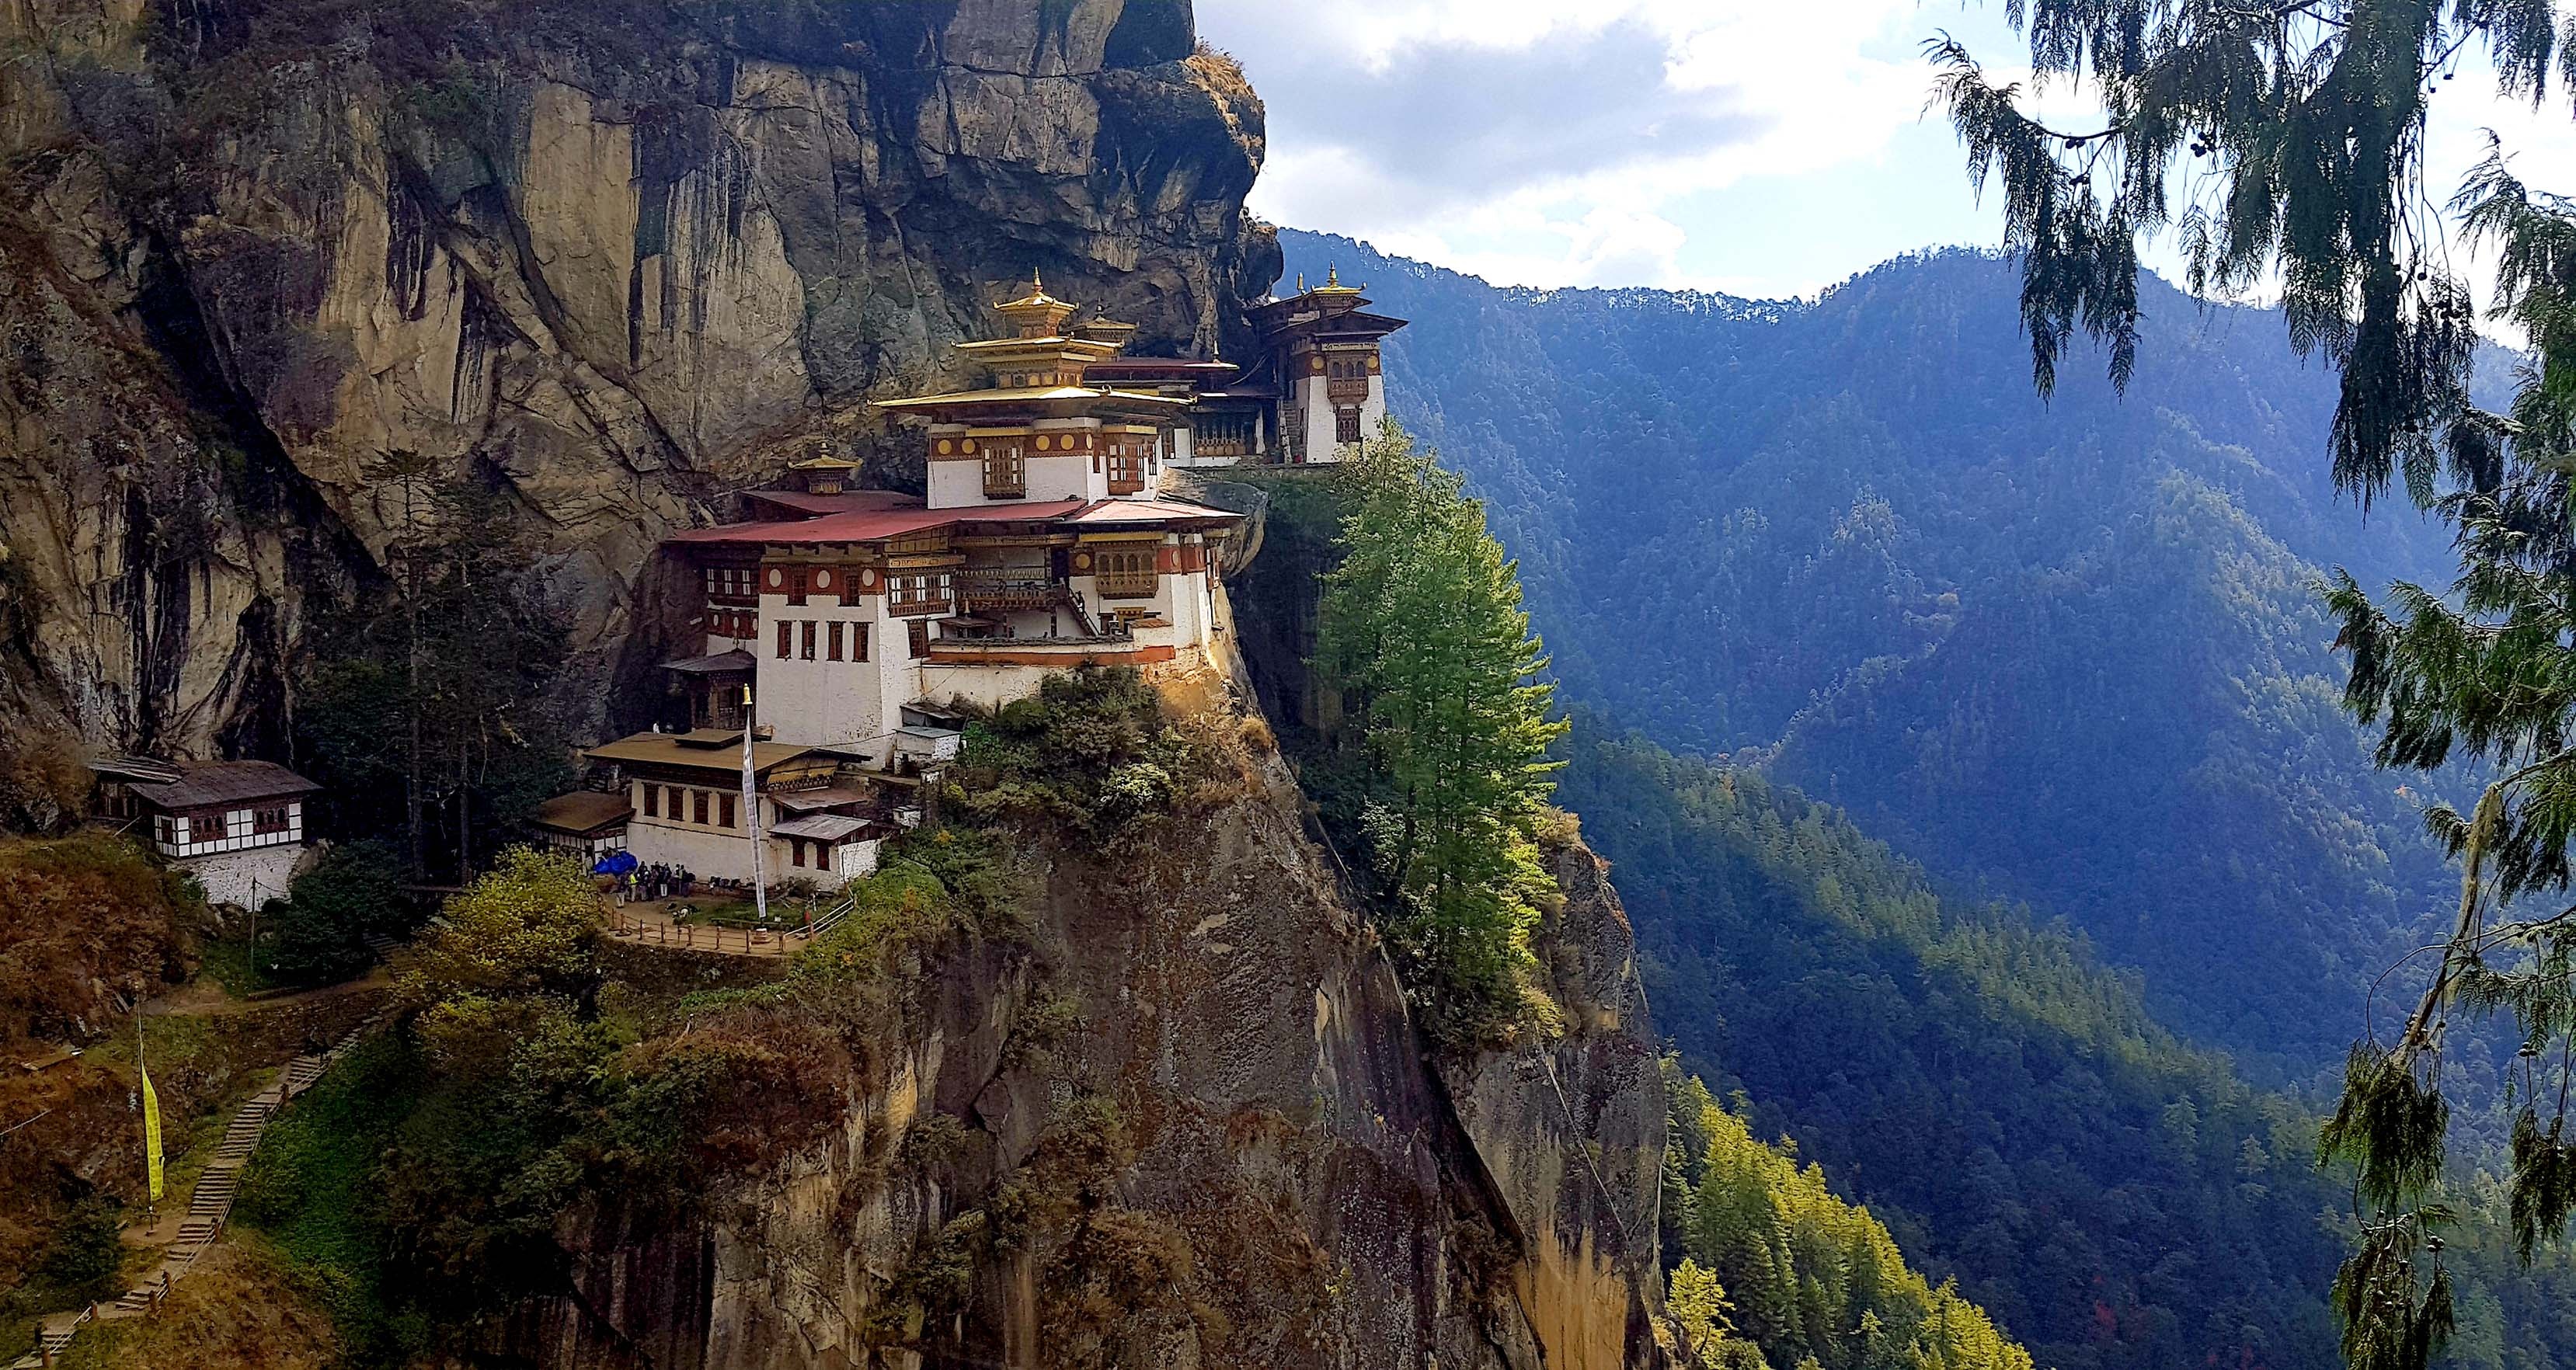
952,336,1126,360
1313,264,1363,296
872,384,1196,411
994,270,1078,337
583,732,816,775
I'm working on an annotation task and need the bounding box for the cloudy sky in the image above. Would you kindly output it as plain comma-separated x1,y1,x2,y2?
1194,0,2576,303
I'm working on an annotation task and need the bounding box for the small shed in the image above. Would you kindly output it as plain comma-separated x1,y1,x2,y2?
770,812,884,881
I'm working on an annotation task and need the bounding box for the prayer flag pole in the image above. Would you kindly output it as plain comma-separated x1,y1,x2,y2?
742,685,768,926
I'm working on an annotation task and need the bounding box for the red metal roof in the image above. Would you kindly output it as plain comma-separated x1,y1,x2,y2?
664,506,967,546
740,489,920,517
1056,498,1241,525
663,497,1231,548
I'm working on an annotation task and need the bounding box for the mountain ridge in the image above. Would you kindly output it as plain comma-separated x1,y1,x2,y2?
1275,226,2466,1080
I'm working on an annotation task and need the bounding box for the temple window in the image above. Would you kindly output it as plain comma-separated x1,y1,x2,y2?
983,439,1025,498
775,620,792,659
829,621,844,660
692,791,710,826
801,621,817,660
1108,443,1146,495
1196,412,1254,458
1095,548,1157,599
720,795,736,829
1337,407,1363,444
889,573,952,617
643,785,659,819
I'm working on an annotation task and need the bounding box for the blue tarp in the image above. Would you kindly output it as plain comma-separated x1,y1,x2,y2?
593,850,639,876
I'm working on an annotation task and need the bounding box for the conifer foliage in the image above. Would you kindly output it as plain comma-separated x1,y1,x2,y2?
1662,1070,2035,1370
1316,422,1568,1042
2316,161,2576,1370
1927,0,2519,503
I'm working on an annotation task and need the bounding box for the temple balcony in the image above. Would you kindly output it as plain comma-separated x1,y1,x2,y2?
953,567,1065,612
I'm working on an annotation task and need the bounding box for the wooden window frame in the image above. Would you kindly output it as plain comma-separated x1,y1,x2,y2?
253,805,289,836
720,794,736,829
775,619,792,659
1095,548,1158,600
828,621,844,661
908,619,930,659
801,620,817,660
643,784,659,819
1107,443,1147,495
1337,406,1363,444
889,573,951,617
692,791,710,826
982,440,1025,499
854,622,870,662
785,567,808,607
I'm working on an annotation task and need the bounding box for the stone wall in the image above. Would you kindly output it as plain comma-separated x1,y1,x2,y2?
179,843,305,909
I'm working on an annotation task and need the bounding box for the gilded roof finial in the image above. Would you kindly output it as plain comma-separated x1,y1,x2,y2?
1326,264,1340,287
1297,272,1307,294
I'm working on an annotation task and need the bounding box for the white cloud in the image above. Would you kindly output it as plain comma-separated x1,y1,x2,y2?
1199,0,1930,290
1197,0,2576,306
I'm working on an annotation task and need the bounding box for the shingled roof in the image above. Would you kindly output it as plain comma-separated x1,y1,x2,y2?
113,760,320,810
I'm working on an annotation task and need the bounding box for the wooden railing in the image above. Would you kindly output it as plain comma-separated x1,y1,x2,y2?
954,569,1059,609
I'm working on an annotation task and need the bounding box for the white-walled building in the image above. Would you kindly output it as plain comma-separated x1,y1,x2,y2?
1106,267,1407,469
573,279,1242,890
90,758,320,908
580,732,886,888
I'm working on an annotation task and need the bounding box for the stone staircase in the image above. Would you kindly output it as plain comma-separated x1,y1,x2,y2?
7,1024,370,1368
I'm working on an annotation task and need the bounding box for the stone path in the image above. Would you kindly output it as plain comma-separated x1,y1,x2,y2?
8,1024,367,1369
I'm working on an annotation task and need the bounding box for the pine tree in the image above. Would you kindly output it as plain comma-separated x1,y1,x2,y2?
1680,1090,2033,1370
1316,421,1568,1041
1925,0,2539,502
2298,167,2576,1370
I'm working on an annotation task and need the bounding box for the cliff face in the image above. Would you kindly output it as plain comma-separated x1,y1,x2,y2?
508,711,1663,1370
0,0,1278,755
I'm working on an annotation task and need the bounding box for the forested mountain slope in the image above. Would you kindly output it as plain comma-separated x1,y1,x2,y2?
1276,231,2462,1076
1558,727,2576,1370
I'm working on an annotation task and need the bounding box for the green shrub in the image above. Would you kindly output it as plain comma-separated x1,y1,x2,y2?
952,666,1203,840
34,1200,124,1299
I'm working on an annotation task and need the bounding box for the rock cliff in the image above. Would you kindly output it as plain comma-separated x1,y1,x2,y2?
506,701,1664,1370
0,0,1278,756
0,5,1676,1362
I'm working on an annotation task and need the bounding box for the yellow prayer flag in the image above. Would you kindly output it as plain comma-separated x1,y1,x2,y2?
140,1062,164,1203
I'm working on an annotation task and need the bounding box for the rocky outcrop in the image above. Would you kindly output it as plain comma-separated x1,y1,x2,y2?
503,701,1662,1370
1437,840,1667,1370
0,0,1279,756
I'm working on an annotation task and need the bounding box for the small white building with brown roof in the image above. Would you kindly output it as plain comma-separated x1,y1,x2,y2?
90,757,322,908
